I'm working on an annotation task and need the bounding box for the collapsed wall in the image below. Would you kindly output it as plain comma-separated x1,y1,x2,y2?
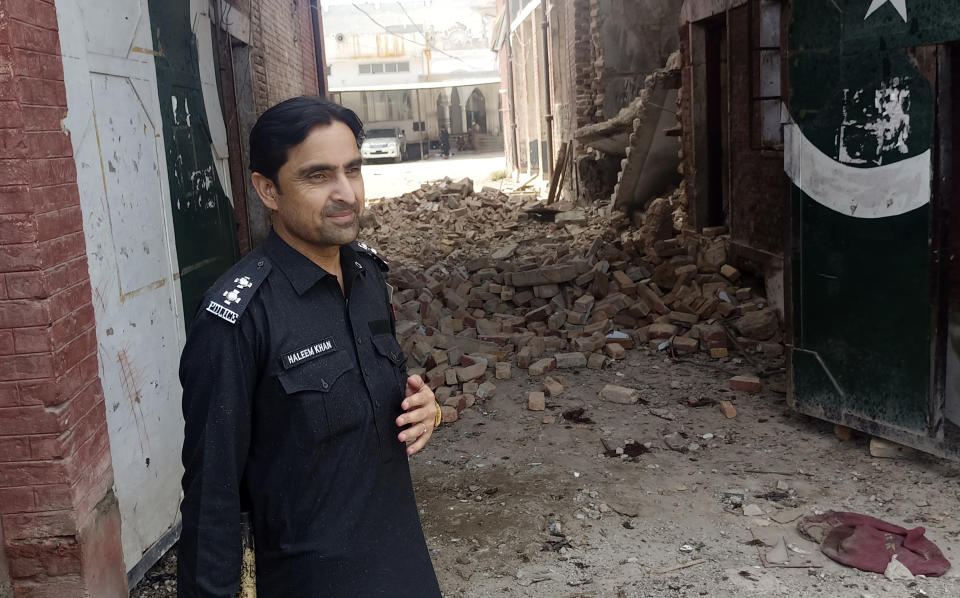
360,178,783,422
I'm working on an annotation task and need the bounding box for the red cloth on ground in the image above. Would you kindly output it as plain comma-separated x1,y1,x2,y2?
798,511,951,576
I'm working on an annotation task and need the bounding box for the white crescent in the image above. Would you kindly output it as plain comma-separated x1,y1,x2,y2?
783,121,931,219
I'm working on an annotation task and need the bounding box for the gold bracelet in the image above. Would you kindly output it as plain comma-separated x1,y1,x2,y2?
433,400,443,429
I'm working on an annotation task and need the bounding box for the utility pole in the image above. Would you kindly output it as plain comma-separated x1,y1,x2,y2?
505,1,520,175
540,0,554,177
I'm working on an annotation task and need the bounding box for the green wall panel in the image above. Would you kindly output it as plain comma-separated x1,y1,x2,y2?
148,0,239,328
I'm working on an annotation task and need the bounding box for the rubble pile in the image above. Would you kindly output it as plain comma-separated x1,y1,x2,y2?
361,179,784,422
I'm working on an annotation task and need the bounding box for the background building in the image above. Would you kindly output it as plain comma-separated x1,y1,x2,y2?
323,0,503,157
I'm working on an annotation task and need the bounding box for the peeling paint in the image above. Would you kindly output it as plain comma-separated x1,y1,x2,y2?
838,79,912,166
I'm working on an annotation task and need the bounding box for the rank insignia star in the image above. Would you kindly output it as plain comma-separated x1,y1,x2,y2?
235,276,253,289
223,289,242,305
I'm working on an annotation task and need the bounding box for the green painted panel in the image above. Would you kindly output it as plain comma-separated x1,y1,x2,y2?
795,195,930,429
148,0,239,328
787,0,959,438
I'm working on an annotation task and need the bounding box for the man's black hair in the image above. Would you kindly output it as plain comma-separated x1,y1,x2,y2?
249,96,364,185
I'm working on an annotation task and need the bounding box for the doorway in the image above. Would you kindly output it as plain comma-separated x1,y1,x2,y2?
466,88,487,133
436,92,450,134
691,15,729,230
450,87,464,134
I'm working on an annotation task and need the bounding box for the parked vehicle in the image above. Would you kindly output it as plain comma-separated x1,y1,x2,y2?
361,128,407,163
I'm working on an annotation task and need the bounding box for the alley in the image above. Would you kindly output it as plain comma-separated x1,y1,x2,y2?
132,181,960,598
3,0,960,597
363,152,508,201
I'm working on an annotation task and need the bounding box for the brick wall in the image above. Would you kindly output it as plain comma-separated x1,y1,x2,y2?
725,5,786,257
0,0,127,595
678,4,787,259
250,0,320,113
567,0,592,131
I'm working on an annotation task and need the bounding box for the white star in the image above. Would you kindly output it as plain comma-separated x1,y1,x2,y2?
864,0,907,22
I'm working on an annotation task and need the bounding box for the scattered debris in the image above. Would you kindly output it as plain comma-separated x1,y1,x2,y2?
562,407,595,424
869,437,916,459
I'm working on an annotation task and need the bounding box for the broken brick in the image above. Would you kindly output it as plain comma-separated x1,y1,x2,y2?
720,264,741,282
555,352,587,368
730,375,761,393
601,384,640,405
604,343,626,360
528,358,556,376
457,362,487,383
718,401,737,419
528,392,546,411
441,406,459,423
542,376,564,397
672,336,699,353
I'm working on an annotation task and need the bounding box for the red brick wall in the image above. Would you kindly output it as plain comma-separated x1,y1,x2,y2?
725,5,786,257
251,0,320,113
678,4,787,258
0,0,127,595
567,0,593,130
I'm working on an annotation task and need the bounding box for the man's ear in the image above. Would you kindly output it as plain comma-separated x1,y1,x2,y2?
252,172,279,211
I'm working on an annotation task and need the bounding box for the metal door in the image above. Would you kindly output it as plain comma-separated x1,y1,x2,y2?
786,1,960,458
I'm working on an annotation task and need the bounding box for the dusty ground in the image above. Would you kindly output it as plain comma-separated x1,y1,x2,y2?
132,352,960,597
362,150,508,201
131,156,960,598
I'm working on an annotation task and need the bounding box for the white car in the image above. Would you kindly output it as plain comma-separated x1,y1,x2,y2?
361,128,407,163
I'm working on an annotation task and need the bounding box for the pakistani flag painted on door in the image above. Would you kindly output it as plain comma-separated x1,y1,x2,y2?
787,0,959,456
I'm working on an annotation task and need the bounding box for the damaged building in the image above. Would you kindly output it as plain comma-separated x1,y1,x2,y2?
2,1,960,596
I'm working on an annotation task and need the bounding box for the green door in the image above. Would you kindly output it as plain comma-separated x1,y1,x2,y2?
787,0,959,457
149,0,239,328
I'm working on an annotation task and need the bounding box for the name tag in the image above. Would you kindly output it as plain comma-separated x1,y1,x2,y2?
280,338,336,370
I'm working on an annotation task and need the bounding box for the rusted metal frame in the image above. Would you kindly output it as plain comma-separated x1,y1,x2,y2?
930,43,953,442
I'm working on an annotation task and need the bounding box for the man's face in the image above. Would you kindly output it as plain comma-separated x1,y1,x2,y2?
261,121,365,251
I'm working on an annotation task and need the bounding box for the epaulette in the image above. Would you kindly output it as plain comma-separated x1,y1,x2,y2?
353,241,389,271
203,255,272,324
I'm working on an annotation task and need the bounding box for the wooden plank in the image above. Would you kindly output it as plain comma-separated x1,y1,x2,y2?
547,141,570,204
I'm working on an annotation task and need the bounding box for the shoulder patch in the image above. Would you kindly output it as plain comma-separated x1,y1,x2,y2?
353,241,389,271
204,257,272,324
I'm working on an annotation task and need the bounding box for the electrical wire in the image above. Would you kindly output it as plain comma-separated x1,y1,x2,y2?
350,3,471,67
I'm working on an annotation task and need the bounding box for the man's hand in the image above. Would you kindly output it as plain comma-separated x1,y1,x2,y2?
396,375,438,456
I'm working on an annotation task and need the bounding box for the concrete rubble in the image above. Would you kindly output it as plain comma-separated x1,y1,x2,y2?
361,174,784,424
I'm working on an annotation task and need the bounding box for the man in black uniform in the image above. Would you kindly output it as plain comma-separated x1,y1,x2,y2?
177,97,443,598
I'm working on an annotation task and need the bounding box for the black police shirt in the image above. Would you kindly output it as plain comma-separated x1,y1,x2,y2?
177,231,442,598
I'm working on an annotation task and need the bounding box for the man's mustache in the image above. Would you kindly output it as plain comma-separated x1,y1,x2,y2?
323,202,360,217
